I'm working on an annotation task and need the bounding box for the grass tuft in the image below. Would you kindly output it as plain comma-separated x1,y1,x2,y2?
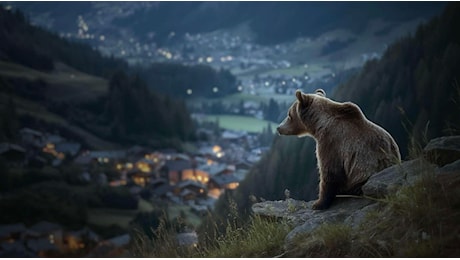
204,215,290,258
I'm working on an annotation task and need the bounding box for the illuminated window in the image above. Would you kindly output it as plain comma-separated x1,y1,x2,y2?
212,145,221,153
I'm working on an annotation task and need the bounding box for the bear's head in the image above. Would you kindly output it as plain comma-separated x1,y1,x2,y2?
277,89,327,137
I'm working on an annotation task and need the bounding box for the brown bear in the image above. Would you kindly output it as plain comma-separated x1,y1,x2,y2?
277,89,401,210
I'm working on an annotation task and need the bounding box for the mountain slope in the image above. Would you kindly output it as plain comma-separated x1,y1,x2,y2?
0,8,196,147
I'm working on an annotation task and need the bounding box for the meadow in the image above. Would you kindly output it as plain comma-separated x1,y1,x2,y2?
203,114,277,133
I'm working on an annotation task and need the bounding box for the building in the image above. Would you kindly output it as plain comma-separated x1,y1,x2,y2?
161,160,194,184
209,174,240,190
19,128,44,148
174,180,208,201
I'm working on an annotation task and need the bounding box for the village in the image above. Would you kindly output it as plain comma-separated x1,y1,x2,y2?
0,124,268,257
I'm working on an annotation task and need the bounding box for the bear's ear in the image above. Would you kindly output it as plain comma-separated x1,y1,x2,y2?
315,89,326,97
296,90,311,107
296,90,305,106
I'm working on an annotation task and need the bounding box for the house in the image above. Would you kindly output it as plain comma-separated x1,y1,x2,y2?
26,237,59,257
43,134,65,145
86,234,130,257
0,223,26,242
0,143,26,166
74,150,127,165
135,158,156,173
197,163,230,177
28,221,63,250
174,180,207,201
160,160,194,184
19,128,44,148
64,227,100,251
73,153,93,165
209,174,240,190
0,240,34,257
55,142,81,158
149,179,172,199
127,169,152,187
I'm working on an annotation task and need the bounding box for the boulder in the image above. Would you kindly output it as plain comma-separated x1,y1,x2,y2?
362,159,435,198
424,135,460,166
252,197,375,248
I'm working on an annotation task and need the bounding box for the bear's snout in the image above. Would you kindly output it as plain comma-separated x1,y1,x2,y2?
276,126,282,135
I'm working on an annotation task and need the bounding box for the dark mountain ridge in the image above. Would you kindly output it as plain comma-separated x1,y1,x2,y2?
9,2,446,45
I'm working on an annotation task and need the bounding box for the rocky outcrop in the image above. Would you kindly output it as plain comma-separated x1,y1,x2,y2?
424,136,460,166
251,136,460,254
361,158,435,198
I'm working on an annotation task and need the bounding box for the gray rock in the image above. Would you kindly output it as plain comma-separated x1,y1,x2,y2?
435,159,460,189
252,197,375,247
424,135,460,166
436,159,460,175
362,159,435,198
343,202,381,228
283,198,374,245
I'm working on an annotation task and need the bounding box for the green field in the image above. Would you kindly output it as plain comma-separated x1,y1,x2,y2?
188,92,294,108
203,114,277,133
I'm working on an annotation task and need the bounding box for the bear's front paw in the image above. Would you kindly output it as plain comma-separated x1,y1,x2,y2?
312,200,328,210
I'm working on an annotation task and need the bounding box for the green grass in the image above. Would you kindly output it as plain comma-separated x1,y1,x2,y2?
131,214,290,258
203,215,290,257
203,114,277,133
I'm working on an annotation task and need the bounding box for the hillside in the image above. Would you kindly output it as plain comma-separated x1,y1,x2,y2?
214,2,460,220
1,7,232,147
0,7,128,76
0,61,108,103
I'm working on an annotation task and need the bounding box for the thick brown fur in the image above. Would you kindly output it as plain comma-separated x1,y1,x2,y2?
277,89,401,210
